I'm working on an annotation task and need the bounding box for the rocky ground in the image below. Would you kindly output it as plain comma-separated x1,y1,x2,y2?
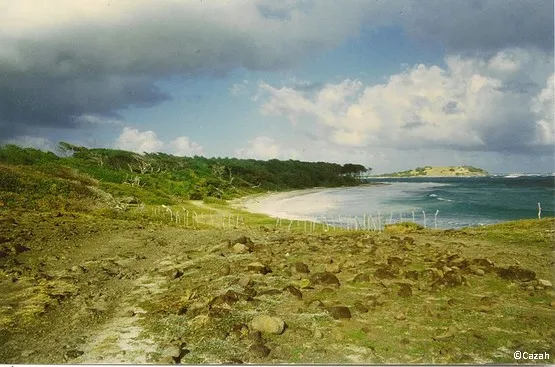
0,210,554,364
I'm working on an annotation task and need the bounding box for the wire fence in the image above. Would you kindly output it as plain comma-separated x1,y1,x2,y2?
133,201,544,232
142,205,443,231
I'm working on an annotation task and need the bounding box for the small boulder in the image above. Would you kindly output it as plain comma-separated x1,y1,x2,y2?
324,263,341,273
433,331,454,342
250,315,285,335
387,256,404,267
538,279,552,288
310,272,340,286
13,244,31,254
394,312,406,321
233,243,250,254
306,299,326,311
247,262,271,275
471,258,495,270
172,269,184,279
219,264,231,276
294,262,310,274
404,270,419,280
353,273,370,283
374,267,397,279
257,289,282,296
353,301,369,313
327,306,351,319
234,236,253,245
284,285,303,299
298,278,313,289
238,275,253,288
468,265,485,276
496,266,536,282
249,343,271,358
64,349,84,360
397,283,413,298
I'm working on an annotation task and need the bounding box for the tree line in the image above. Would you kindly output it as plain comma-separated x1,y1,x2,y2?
0,143,372,205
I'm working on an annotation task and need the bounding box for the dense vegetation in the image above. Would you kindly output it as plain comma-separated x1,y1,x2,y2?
0,143,369,212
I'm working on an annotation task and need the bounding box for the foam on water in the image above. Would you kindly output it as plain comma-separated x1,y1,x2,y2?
242,176,554,229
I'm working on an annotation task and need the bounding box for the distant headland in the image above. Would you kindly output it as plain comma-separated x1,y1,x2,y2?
374,165,489,177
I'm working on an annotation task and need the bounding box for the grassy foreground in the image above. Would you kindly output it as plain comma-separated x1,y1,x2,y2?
0,200,553,364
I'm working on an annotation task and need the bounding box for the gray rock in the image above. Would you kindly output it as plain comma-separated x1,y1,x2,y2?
64,349,84,360
433,331,454,341
124,309,136,317
219,264,231,276
374,267,397,279
353,273,370,282
353,301,369,313
162,345,181,359
294,262,310,274
327,306,351,319
306,299,326,311
397,283,413,298
284,285,303,299
471,258,495,270
250,315,285,334
161,343,188,364
232,243,250,254
257,288,282,296
249,343,271,358
324,263,341,273
538,279,552,288
234,236,253,245
469,265,485,276
238,275,253,288
496,266,536,281
310,272,340,286
247,262,271,274
21,350,35,358
387,256,404,267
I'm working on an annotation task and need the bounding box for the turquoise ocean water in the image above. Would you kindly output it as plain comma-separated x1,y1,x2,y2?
250,175,555,229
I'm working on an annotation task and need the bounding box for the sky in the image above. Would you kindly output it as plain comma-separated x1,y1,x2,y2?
0,0,553,174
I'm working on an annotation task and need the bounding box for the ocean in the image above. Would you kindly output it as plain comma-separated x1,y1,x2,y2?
241,175,555,229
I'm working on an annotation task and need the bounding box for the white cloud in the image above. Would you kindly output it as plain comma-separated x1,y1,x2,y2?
258,47,554,154
115,127,164,153
1,1,551,141
235,136,298,160
532,74,555,146
75,114,125,126
115,127,205,156
170,136,204,157
230,80,249,97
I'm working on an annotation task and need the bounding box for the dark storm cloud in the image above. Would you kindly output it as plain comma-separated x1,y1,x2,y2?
400,0,554,53
0,71,168,138
0,0,552,140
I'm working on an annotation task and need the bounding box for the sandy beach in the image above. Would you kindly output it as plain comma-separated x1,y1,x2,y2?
229,187,338,221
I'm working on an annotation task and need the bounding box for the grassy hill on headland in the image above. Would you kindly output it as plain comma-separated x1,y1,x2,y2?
376,165,489,177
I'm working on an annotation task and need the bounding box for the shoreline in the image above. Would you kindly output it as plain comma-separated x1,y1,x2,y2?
227,181,552,230
229,184,388,223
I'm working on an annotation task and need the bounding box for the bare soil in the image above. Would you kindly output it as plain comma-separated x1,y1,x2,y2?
0,211,554,364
